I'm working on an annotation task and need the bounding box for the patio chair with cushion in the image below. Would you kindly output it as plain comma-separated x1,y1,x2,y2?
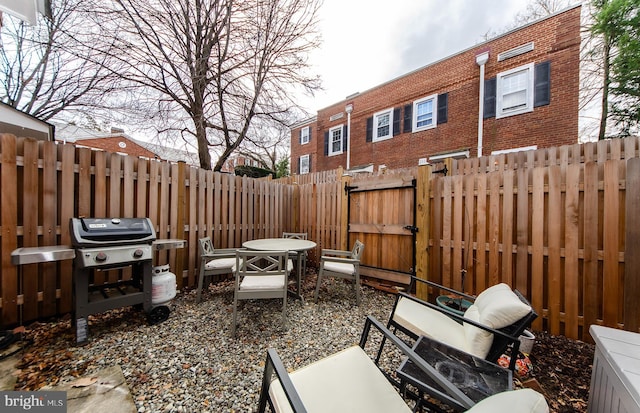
257,315,549,413
282,232,308,279
196,237,237,304
384,278,537,371
232,249,291,336
313,240,365,305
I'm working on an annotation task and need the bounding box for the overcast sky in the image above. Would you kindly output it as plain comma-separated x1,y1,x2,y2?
301,0,536,112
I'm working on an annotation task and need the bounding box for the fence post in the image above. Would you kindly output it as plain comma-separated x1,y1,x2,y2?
338,167,349,250
293,183,300,232
1,134,18,326
175,161,186,289
625,157,640,333
415,164,432,300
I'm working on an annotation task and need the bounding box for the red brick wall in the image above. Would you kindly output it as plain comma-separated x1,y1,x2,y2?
75,137,157,159
291,5,581,173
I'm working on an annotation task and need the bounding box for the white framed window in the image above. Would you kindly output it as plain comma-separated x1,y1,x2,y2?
373,108,393,141
300,126,310,144
299,154,310,174
496,63,534,118
413,94,437,132
329,125,343,156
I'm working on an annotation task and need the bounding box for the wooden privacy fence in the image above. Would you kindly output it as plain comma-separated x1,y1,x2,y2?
2,131,639,341
287,137,640,341
0,133,296,327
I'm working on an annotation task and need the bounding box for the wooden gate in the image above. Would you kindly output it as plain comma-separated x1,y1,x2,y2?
346,174,417,285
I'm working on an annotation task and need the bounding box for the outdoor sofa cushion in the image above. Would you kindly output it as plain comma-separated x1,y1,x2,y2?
268,346,412,413
465,388,549,413
393,297,469,351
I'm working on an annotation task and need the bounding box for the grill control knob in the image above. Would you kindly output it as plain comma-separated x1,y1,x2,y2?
95,252,108,262
133,249,144,259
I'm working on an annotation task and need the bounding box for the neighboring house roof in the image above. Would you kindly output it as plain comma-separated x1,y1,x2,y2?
290,116,317,129
54,123,200,166
0,102,55,141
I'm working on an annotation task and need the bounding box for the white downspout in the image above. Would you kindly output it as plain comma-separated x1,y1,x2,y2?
345,104,353,170
476,52,489,158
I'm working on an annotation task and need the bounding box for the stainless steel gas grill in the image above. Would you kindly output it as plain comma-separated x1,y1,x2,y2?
70,217,156,344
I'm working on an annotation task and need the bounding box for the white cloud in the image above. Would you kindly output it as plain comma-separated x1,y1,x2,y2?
302,0,533,112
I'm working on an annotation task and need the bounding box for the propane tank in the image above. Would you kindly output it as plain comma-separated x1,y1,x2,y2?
151,264,177,306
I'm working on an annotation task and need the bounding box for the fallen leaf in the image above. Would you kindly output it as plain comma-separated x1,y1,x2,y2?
71,377,98,387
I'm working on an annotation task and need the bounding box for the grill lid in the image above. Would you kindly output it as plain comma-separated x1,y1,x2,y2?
70,217,156,247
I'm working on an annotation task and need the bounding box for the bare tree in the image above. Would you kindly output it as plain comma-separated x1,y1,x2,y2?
0,0,122,121
85,0,321,171
236,120,292,171
481,0,571,41
512,0,571,25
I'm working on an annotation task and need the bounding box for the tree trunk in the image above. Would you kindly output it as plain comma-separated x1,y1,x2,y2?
195,114,212,170
599,35,611,140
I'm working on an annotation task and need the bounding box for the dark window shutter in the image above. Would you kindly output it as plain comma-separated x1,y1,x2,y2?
324,131,329,155
298,156,301,173
393,107,401,136
366,117,373,142
308,155,312,172
534,61,551,107
299,129,302,145
309,128,312,142
437,93,448,124
483,77,496,119
403,104,412,133
343,125,348,151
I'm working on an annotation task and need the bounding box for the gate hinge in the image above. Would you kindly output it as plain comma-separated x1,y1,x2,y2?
344,184,358,194
404,225,419,234
433,165,448,176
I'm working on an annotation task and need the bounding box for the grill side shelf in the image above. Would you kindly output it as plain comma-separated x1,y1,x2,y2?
11,246,76,265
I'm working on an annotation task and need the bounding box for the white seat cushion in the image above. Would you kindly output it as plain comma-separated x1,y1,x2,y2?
240,275,285,290
465,389,549,413
393,296,467,352
287,259,294,273
323,261,354,275
204,257,235,270
269,346,412,413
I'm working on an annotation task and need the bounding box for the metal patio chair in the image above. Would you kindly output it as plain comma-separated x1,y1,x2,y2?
314,240,365,305
384,278,537,371
196,237,237,304
257,315,549,413
232,249,291,336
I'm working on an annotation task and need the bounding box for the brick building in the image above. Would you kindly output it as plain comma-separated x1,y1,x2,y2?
291,5,581,174
55,124,200,165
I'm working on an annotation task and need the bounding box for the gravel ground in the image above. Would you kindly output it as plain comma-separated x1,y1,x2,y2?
12,272,594,412
15,272,397,412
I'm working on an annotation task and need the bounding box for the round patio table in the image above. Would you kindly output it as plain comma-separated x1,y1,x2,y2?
242,238,316,301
